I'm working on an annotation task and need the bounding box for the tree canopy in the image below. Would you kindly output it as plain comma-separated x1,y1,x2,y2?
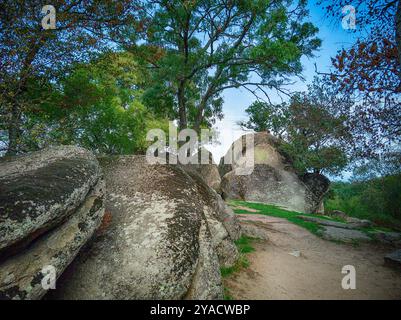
1,0,321,155
14,51,169,154
0,0,139,155
124,0,321,131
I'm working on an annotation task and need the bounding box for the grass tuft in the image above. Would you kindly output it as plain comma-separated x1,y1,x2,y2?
220,235,258,299
220,254,250,278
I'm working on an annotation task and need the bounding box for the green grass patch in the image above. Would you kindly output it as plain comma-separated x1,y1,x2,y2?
230,200,326,236
221,235,257,300
230,200,397,240
223,287,233,300
220,254,250,278
220,236,255,278
230,199,345,221
234,236,256,254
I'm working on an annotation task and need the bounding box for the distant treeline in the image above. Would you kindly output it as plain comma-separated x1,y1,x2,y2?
325,174,401,230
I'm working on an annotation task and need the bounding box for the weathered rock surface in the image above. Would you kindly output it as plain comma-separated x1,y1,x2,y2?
301,173,330,214
183,164,221,192
50,156,240,300
0,146,105,300
328,210,373,227
184,169,240,268
184,220,222,299
181,149,221,192
0,181,105,300
371,231,401,246
328,210,349,220
345,217,372,228
297,215,363,229
239,222,269,241
384,250,401,269
321,226,371,242
0,146,102,255
218,159,232,180
220,132,329,213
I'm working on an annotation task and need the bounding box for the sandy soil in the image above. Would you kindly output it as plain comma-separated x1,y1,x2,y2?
225,214,401,300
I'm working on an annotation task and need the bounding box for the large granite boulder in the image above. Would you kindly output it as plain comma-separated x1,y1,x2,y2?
50,155,240,300
183,168,241,267
218,158,232,180
0,146,102,255
220,132,330,213
181,148,221,192
0,146,105,299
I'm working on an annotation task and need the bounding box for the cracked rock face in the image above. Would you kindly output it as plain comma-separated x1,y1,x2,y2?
0,146,102,256
220,132,330,214
181,148,222,193
50,155,240,300
0,146,105,300
184,169,241,268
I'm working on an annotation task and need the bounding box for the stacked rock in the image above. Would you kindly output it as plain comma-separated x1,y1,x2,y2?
0,146,105,300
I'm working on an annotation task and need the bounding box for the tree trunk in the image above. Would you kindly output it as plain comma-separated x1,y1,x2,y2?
4,34,45,156
5,103,22,156
396,0,401,77
194,101,206,133
177,81,187,130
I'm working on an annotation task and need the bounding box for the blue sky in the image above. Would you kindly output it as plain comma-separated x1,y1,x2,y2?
207,1,359,179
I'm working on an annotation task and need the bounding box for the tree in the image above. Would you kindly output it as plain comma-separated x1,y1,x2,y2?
242,78,352,175
22,52,168,154
0,0,139,155
124,0,321,131
325,176,401,228
319,0,401,66
318,0,401,159
239,100,290,137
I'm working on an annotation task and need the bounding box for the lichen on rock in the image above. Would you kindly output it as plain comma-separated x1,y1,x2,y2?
49,155,240,300
0,146,105,300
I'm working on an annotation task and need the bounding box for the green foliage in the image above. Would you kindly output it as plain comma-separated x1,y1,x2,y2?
22,52,168,155
1,0,321,155
235,236,257,254
127,0,321,130
241,100,290,135
320,1,401,159
325,175,401,230
220,255,250,278
223,287,234,300
0,0,140,155
220,236,257,280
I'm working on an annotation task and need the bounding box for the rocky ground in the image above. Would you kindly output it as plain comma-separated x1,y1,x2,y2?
225,213,401,300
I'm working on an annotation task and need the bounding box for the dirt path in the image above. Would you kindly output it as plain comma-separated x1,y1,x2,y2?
225,214,401,300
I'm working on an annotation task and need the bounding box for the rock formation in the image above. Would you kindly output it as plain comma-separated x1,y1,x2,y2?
0,146,105,299
49,155,240,300
384,249,401,269
300,173,330,214
220,132,329,213
180,148,222,192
